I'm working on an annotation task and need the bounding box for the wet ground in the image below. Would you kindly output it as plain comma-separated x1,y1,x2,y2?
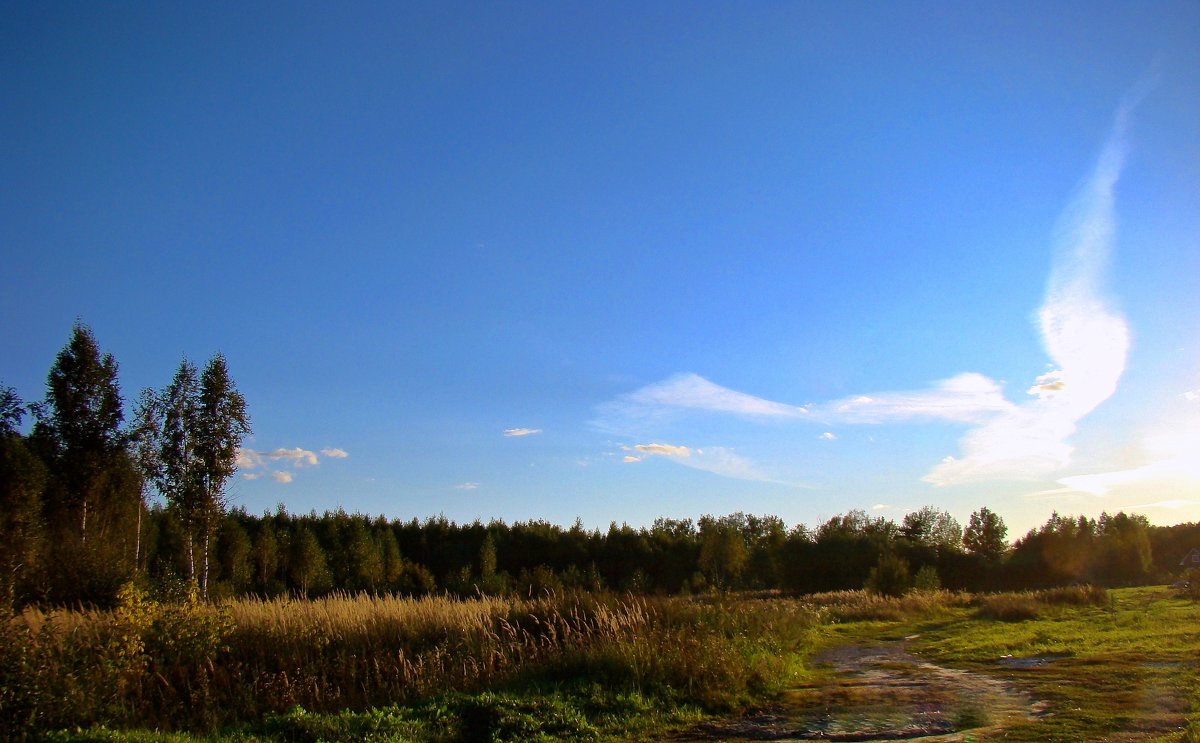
676,642,1045,742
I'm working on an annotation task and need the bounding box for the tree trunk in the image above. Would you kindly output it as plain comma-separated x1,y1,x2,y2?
200,528,210,599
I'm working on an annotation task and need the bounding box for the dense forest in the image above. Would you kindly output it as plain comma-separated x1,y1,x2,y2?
3,323,1198,611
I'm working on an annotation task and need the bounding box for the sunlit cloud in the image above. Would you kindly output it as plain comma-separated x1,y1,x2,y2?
623,455,642,463
627,443,691,457
820,432,837,441
504,428,542,437
871,503,891,512
237,445,349,484
269,447,320,467
1124,499,1199,510
923,98,1140,484
1051,424,1200,498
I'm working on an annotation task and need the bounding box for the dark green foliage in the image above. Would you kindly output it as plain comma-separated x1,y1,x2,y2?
0,426,46,610
963,507,1008,563
25,324,142,605
864,553,911,597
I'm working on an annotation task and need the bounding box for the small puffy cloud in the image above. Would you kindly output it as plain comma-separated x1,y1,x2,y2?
628,443,691,457
236,448,264,469
820,432,837,441
871,503,891,511
241,472,262,481
320,448,349,458
504,428,542,437
455,482,479,490
1027,371,1067,398
623,455,642,463
271,471,293,484
268,447,319,467
1184,390,1200,403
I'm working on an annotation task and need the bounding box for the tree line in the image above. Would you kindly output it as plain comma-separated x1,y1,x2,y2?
2,323,1198,610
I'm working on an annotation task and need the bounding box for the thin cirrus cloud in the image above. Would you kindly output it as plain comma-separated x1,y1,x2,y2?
621,442,789,486
593,373,808,432
503,428,542,437
594,94,1142,489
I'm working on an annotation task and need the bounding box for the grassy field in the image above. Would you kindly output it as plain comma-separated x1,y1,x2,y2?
2,586,1197,742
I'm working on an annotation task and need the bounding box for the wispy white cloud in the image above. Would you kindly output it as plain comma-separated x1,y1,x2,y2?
591,96,1144,491
1123,499,1199,510
1050,424,1200,498
924,101,1135,485
820,432,837,441
321,447,349,458
1184,390,1200,403
617,442,795,486
455,482,479,490
594,373,807,431
678,446,779,483
241,472,262,481
504,428,542,437
871,503,891,512
826,373,1013,425
271,471,293,484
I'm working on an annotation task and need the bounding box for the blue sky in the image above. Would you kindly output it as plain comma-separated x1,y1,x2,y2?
3,2,1198,537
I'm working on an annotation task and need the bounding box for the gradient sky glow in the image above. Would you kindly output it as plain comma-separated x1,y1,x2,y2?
3,2,1198,537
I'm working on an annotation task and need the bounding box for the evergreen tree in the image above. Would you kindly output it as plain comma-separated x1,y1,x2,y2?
32,323,126,544
30,324,141,603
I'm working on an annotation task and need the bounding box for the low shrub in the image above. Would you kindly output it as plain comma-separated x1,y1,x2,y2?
976,585,1110,622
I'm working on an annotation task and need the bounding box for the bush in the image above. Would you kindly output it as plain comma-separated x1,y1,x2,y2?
913,565,941,592
864,554,911,598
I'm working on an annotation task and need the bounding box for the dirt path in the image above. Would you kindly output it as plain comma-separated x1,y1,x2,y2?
676,641,1042,741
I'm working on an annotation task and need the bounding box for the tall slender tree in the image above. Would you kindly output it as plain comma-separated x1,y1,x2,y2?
152,354,250,597
195,354,250,597
157,359,202,581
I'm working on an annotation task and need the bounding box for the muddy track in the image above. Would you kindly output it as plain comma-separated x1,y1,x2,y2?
676,642,1042,742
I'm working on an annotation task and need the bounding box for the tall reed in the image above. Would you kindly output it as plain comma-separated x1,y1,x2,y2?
1,587,819,738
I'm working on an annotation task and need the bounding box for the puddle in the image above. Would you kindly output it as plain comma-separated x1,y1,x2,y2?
679,643,1040,742
997,654,1060,669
